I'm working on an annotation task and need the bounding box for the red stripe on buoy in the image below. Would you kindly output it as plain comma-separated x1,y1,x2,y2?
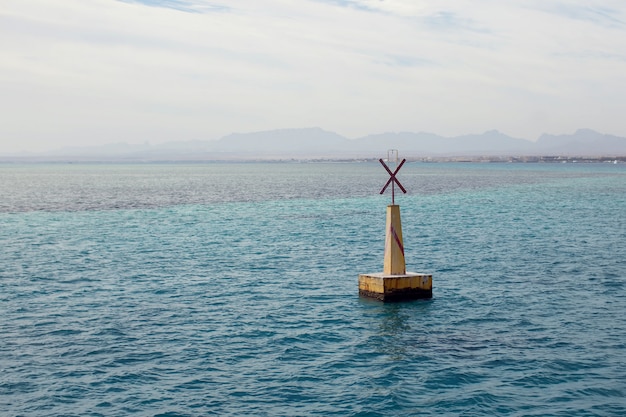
390,224,404,256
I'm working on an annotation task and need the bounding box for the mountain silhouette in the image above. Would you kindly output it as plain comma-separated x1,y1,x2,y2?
3,128,625,161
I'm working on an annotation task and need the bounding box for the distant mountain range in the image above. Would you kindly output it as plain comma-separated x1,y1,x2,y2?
4,128,626,161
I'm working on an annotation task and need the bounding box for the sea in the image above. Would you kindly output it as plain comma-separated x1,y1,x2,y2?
1,161,625,416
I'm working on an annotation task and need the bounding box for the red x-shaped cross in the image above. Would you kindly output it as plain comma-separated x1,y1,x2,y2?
379,158,407,204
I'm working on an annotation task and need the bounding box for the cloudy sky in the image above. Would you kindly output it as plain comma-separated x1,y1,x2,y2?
1,0,625,152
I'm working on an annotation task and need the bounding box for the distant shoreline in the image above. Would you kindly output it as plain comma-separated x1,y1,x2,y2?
1,155,624,164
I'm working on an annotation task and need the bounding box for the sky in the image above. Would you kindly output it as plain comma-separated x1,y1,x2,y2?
1,0,626,152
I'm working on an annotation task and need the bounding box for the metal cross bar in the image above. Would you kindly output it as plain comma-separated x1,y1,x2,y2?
379,158,407,204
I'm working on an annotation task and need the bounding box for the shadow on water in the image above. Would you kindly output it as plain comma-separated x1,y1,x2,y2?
357,297,434,361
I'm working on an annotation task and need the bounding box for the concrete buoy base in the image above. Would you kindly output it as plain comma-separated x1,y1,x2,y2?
358,272,432,302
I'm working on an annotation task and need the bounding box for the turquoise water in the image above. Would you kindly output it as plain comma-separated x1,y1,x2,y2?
1,162,625,416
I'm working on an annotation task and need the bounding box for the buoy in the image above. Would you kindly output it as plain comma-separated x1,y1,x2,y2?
358,151,432,301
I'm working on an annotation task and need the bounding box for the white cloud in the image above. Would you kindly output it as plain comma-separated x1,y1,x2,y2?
1,0,626,151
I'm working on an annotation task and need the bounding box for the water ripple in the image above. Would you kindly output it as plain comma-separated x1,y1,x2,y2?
1,163,625,415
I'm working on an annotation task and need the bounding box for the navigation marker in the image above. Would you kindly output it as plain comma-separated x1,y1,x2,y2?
358,150,433,301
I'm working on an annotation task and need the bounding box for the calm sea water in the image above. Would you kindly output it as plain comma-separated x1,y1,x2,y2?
1,162,625,416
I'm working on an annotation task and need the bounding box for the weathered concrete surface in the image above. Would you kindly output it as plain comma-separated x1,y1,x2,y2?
358,272,433,302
